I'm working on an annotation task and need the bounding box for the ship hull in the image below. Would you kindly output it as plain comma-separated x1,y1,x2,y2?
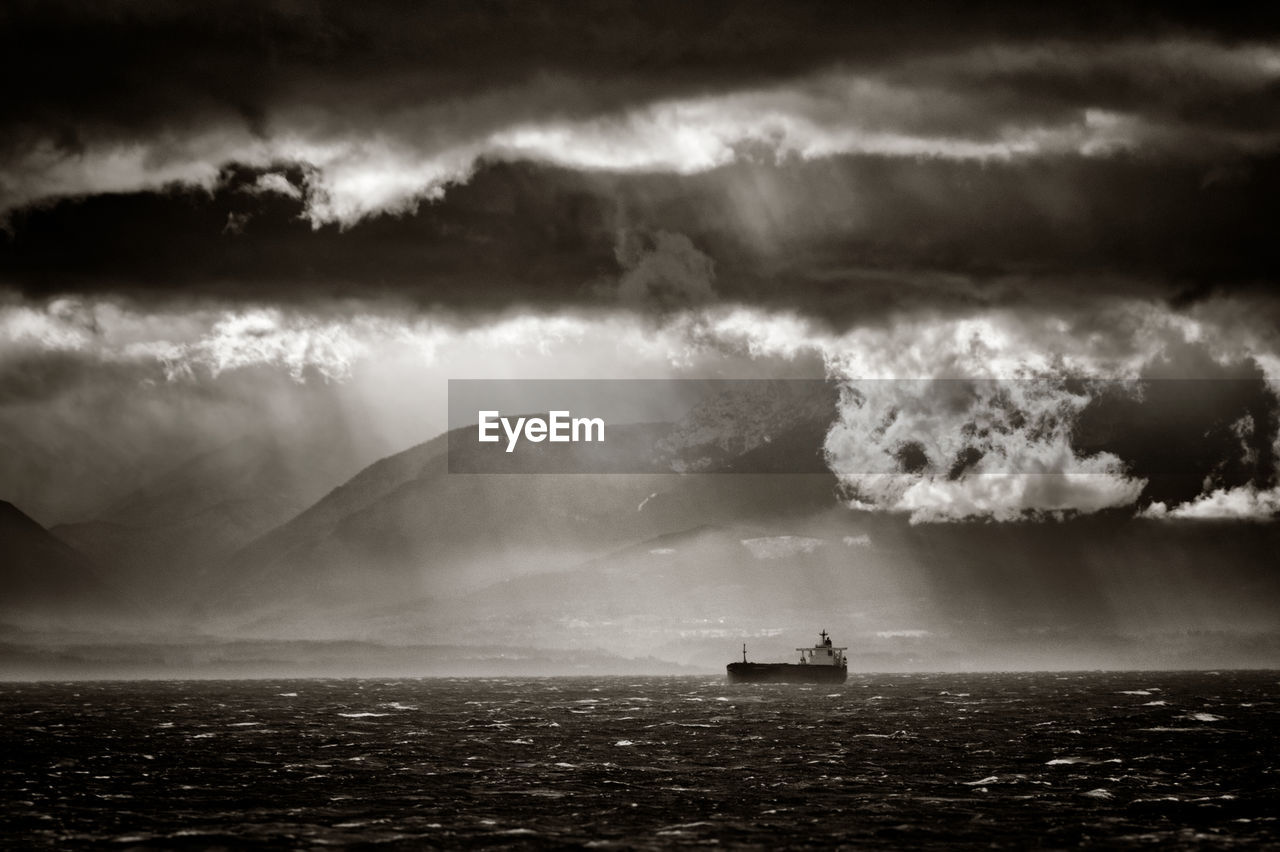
726,662,847,684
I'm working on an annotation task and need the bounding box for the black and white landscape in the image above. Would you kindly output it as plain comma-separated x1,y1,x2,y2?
3,0,1279,677
2,3,1279,846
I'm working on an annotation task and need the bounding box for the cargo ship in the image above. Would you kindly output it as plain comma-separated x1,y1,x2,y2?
726,630,848,683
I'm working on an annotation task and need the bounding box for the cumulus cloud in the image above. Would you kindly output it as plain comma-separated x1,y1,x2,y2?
164,310,371,381
826,379,1146,523
697,303,1280,522
1143,487,1280,521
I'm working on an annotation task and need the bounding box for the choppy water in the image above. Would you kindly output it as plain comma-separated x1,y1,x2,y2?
2,672,1278,849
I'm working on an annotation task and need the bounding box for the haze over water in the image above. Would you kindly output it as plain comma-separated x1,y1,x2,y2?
3,672,1277,849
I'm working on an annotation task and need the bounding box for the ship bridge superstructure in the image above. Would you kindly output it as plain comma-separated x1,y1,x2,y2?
798,629,846,667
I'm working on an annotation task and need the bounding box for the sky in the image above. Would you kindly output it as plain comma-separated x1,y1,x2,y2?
2,4,1278,547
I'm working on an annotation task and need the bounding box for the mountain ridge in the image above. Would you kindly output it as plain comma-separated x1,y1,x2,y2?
0,500,139,627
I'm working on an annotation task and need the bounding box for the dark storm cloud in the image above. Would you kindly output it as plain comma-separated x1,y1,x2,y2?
612,229,717,310
0,162,619,307
1076,348,1280,510
2,1,1279,530
2,1,1278,226
881,40,1280,138
7,1,1273,138
3,153,1279,324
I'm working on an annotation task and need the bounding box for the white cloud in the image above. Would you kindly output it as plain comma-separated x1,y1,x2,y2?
826,378,1146,523
250,172,303,199
0,298,744,389
689,301,1280,522
1143,487,1280,521
0,299,96,351
1,135,233,213
740,536,826,559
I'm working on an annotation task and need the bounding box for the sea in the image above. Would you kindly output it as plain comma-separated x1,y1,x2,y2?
2,672,1277,849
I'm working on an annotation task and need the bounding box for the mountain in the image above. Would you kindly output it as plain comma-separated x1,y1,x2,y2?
427,518,901,661
0,426,145,527
0,635,701,679
52,433,364,605
417,510,1280,671
0,501,137,627
655,379,837,472
204,383,842,626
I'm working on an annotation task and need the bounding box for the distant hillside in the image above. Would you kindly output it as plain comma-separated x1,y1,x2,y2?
206,386,840,621
0,501,137,627
53,434,363,604
0,635,702,679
